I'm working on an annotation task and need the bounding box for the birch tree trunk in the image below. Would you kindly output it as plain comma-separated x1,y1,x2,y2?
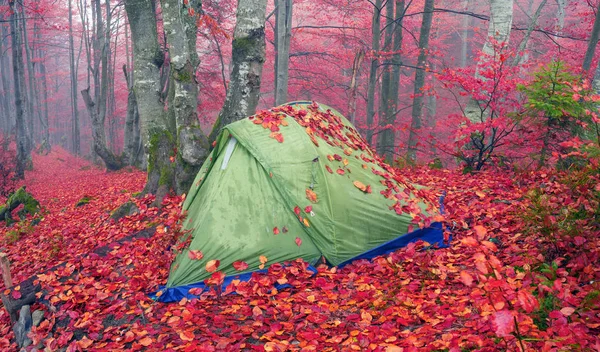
365,0,382,145
68,0,80,155
125,0,175,197
210,0,267,142
406,0,434,163
464,0,513,123
556,0,567,33
9,0,29,178
274,0,292,105
512,0,546,67
348,50,365,125
377,0,404,161
161,0,210,194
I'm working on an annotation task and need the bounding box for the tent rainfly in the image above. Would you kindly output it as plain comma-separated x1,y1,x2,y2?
154,102,445,302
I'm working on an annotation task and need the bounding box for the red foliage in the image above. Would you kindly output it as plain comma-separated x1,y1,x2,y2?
0,148,599,351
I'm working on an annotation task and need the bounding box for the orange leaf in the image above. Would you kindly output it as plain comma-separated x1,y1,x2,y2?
78,336,93,349
252,306,263,317
473,225,487,240
325,165,333,174
459,271,474,287
139,337,153,347
353,180,368,192
179,331,195,342
336,168,345,175
206,259,220,273
306,189,318,203
259,255,268,264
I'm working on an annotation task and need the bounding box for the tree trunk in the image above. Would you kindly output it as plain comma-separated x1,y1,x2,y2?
123,65,141,166
376,0,394,157
348,49,365,125
512,0,546,67
365,0,382,146
0,25,12,136
377,0,404,161
274,0,292,105
36,29,50,154
460,0,469,67
20,5,39,149
82,0,123,170
406,0,434,163
556,0,567,33
464,0,513,123
583,0,600,73
210,0,267,142
161,0,210,194
9,0,29,179
125,0,174,197
68,0,80,155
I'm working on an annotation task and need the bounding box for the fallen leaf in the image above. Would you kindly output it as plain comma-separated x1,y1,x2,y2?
306,189,318,203
206,259,220,273
295,237,302,247
233,261,248,271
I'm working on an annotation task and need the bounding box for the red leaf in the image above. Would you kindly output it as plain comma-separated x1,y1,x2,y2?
304,205,312,213
325,165,333,174
492,310,515,337
273,227,280,235
233,261,248,271
11,290,21,300
336,168,345,175
517,290,539,313
295,237,302,247
294,206,301,216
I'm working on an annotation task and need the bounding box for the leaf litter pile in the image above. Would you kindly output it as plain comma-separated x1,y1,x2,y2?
0,108,599,351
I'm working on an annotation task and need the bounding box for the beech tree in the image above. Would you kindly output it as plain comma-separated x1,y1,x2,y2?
274,0,293,105
406,0,435,163
211,0,268,141
8,0,29,178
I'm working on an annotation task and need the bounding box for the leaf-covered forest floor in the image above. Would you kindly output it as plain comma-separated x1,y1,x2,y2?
0,147,599,351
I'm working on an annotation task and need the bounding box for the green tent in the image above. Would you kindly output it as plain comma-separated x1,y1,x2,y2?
156,102,443,302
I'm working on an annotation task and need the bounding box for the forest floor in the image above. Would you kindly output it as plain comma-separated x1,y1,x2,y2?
0,147,599,351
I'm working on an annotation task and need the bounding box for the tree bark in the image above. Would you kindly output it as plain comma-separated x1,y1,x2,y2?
8,0,29,179
348,49,365,125
82,0,123,170
377,0,404,161
512,0,546,67
464,0,514,123
68,0,80,155
365,0,382,146
36,28,50,154
20,4,37,150
161,0,210,194
406,0,434,163
274,0,292,105
210,0,267,142
460,0,469,67
583,1,600,73
376,0,394,157
0,25,12,136
555,0,567,33
125,0,174,196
